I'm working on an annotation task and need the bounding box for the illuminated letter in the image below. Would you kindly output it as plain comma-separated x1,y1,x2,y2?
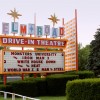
44,25,50,36
37,26,43,37
59,27,64,36
28,24,35,35
21,39,24,44
2,38,7,43
52,28,58,38
37,40,41,45
12,22,18,33
2,23,9,34
20,24,27,35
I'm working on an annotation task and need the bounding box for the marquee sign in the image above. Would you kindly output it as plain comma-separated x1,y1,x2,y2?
0,9,78,77
0,9,79,86
0,35,67,48
0,50,65,74
2,22,64,37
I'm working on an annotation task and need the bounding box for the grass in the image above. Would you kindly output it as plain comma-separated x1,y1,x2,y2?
37,96,66,100
0,96,66,100
0,97,22,100
0,97,21,100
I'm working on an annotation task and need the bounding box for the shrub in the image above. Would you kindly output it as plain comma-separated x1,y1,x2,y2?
46,74,79,96
0,84,12,92
10,80,38,97
66,78,100,100
24,77,47,96
9,77,47,97
24,77,36,81
76,71,95,79
35,78,47,96
65,70,95,79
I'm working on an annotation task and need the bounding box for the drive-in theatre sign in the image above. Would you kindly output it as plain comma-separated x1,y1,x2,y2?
0,9,78,75
0,35,67,74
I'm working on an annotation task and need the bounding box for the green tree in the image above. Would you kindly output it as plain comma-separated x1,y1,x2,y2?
78,43,90,70
87,28,100,72
0,46,4,50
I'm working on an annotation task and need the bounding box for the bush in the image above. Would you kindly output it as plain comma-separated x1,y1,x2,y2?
24,77,36,81
24,77,47,96
35,78,47,96
9,77,47,97
0,84,12,92
46,74,79,96
65,71,95,79
10,80,38,97
66,78,100,100
0,84,12,97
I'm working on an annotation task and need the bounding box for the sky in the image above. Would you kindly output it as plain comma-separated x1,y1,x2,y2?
0,0,100,46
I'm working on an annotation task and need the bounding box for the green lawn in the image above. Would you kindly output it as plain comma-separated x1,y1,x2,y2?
0,96,66,100
0,97,22,100
37,96,66,100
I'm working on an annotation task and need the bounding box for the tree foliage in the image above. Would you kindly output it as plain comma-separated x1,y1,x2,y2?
78,43,90,70
0,46,4,50
87,28,100,71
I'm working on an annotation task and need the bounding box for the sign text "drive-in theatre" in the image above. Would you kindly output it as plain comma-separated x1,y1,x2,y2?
2,37,67,47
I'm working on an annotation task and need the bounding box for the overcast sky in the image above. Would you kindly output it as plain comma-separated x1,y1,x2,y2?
0,0,100,46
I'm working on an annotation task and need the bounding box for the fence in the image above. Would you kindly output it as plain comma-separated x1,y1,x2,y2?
0,91,40,100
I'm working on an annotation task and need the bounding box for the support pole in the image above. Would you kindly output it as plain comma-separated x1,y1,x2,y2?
21,47,24,80
34,73,37,78
4,92,7,99
75,9,78,71
3,74,7,85
22,73,24,80
12,93,15,100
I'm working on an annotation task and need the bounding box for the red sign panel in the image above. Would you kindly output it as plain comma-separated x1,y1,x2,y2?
0,36,67,48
